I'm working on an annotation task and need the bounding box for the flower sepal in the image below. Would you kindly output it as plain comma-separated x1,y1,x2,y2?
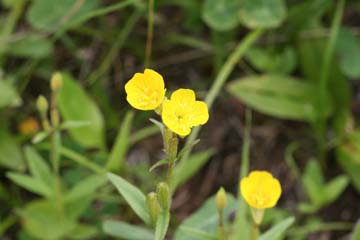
250,207,265,225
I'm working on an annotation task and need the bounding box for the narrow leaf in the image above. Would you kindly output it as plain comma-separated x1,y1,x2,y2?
57,73,105,148
24,146,55,190
7,173,52,197
103,220,154,240
178,226,217,240
0,129,25,170
149,159,169,172
60,121,91,130
172,149,214,190
106,111,134,172
351,220,360,240
149,118,164,136
258,217,295,240
155,210,170,240
65,174,107,202
32,131,50,144
107,173,150,225
227,75,317,121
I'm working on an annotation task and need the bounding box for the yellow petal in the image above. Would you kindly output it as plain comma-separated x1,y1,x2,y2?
162,99,192,136
240,171,282,209
171,89,195,104
144,68,165,90
189,101,209,126
125,69,165,110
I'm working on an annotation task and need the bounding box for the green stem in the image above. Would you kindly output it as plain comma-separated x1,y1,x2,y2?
250,222,259,240
55,0,141,37
51,131,61,174
229,110,252,240
0,0,25,64
288,222,353,237
129,125,159,144
88,8,143,84
165,130,178,188
180,29,263,175
240,109,252,180
218,210,225,240
316,0,346,162
144,0,155,68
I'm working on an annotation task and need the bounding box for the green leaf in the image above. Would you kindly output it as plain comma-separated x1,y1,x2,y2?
258,217,295,240
149,118,164,136
336,146,360,193
174,194,237,240
227,75,317,121
176,139,200,161
302,160,324,205
65,174,107,203
7,172,52,197
172,149,215,190
69,224,98,239
107,173,150,225
245,46,297,74
24,146,55,190
287,0,331,33
298,202,319,214
32,131,50,144
323,175,349,204
65,174,107,220
7,34,53,58
239,0,287,29
106,111,134,172
26,0,98,32
18,200,75,240
202,0,240,31
57,73,105,148
2,0,25,8
351,220,360,240
0,129,25,170
0,80,22,108
60,120,91,130
336,27,360,79
155,210,170,240
102,220,154,240
149,159,168,172
176,227,217,240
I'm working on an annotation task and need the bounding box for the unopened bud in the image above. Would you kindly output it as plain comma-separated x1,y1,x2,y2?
157,182,170,210
146,192,160,225
216,187,227,211
50,72,63,92
36,95,48,114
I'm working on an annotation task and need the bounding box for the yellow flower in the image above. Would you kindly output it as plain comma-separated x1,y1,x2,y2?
125,69,166,110
161,89,209,136
240,171,281,209
18,117,40,135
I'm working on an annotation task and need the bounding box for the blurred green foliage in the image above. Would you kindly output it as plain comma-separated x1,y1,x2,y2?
0,0,359,239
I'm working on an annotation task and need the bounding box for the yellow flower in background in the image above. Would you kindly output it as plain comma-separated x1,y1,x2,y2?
18,117,40,135
240,171,282,209
162,89,209,136
125,69,166,110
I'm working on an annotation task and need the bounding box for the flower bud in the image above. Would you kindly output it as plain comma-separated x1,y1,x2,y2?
146,192,160,225
50,72,63,92
215,187,227,211
157,182,170,210
36,95,48,114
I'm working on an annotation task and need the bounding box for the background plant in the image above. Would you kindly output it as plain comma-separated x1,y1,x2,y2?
0,0,359,239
